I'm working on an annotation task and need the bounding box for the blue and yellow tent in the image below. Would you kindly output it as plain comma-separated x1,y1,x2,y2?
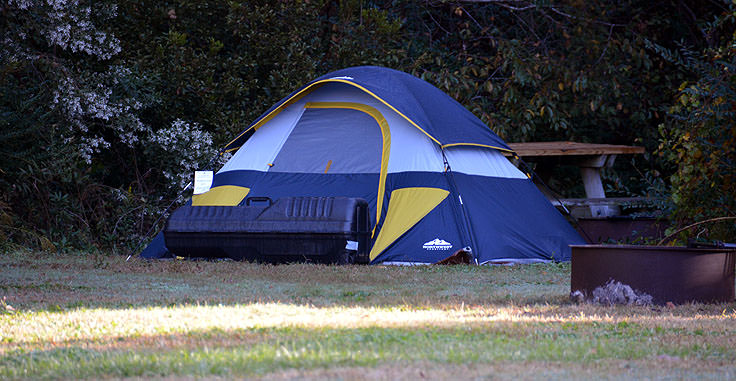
143,66,583,264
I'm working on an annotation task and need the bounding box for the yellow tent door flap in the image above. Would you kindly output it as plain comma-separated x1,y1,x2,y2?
369,187,449,260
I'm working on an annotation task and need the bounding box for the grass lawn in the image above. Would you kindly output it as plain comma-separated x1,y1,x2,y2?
1,250,735,380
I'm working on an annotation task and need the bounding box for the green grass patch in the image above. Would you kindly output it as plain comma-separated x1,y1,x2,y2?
3,325,735,379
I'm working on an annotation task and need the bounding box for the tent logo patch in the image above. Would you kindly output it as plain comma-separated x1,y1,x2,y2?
423,238,453,251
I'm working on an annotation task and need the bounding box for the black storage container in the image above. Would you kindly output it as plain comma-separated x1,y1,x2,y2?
164,196,371,264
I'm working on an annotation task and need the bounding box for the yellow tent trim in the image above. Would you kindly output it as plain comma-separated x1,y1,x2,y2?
224,78,443,153
192,185,250,206
305,102,390,237
368,187,449,261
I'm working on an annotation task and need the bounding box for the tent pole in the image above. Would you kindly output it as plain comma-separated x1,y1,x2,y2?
441,149,479,264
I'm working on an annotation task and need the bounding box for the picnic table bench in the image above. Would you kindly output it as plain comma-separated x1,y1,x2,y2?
504,141,645,217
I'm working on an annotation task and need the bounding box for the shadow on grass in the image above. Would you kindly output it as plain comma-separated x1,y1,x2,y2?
3,250,736,317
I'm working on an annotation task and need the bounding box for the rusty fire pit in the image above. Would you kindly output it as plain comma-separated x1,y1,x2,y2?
571,245,736,305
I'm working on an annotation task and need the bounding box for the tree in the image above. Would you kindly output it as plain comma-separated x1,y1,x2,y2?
656,2,736,240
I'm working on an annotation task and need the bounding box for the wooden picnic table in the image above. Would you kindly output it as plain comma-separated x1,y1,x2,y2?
507,141,645,158
505,141,645,217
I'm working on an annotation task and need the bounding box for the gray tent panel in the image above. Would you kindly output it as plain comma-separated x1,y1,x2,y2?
271,108,383,174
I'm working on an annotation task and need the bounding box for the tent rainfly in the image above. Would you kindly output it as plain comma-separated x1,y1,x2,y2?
142,66,584,264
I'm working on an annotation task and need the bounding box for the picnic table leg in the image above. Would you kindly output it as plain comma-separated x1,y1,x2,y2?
578,154,619,217
580,167,613,217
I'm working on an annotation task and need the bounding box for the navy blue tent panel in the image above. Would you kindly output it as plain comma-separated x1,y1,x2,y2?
370,171,583,263
453,173,584,262
140,231,172,259
224,66,511,153
371,195,464,263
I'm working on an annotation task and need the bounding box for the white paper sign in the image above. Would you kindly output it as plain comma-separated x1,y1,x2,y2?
345,240,359,251
193,171,213,195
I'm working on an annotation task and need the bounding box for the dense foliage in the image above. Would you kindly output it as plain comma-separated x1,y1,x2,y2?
656,4,736,239
1,0,734,251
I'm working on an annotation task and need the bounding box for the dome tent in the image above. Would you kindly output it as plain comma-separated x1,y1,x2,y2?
142,66,583,264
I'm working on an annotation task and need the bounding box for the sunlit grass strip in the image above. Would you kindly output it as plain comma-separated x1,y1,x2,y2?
4,303,736,348
3,302,736,368
3,325,735,380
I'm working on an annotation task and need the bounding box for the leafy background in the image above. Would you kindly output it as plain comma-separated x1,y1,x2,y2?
1,0,734,252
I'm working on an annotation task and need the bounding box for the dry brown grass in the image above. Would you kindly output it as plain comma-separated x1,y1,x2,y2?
257,360,736,381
